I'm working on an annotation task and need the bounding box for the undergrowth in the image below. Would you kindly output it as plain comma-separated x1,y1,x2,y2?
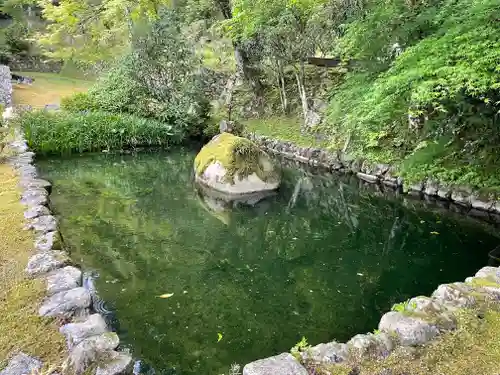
16,110,183,155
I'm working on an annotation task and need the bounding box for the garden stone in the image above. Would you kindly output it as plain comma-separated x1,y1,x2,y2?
243,353,307,375
60,314,108,350
470,197,493,212
451,188,472,207
0,352,42,375
28,215,58,233
424,180,439,196
20,189,48,207
347,333,393,358
437,186,452,200
39,287,91,318
19,178,51,193
405,296,456,330
47,266,82,295
26,250,68,277
67,333,120,375
302,341,350,364
475,266,500,283
24,205,50,220
194,133,281,195
431,283,476,309
357,172,378,184
35,231,62,251
95,351,133,375
378,311,439,346
18,165,38,179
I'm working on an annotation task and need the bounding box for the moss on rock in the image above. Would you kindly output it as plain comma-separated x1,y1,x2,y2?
194,132,279,184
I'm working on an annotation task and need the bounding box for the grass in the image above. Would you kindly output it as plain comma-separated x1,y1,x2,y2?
242,116,331,149
17,110,183,155
326,307,500,375
12,72,93,108
0,148,66,367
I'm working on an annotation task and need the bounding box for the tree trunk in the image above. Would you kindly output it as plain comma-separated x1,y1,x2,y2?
276,59,287,113
294,61,308,121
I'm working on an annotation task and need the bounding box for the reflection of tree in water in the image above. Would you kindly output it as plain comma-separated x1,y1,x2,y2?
37,151,499,375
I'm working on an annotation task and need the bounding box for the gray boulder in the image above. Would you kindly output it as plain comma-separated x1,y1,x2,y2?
35,231,62,251
243,353,307,375
0,353,42,375
475,267,500,283
19,178,51,193
347,332,393,358
431,283,476,309
301,341,349,364
47,266,82,295
25,250,68,277
378,311,439,346
27,215,58,233
95,351,133,375
20,189,48,207
24,205,51,220
39,287,91,318
67,333,120,375
60,314,108,350
18,165,38,179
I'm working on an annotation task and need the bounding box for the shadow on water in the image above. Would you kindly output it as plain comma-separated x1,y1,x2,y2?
37,149,500,375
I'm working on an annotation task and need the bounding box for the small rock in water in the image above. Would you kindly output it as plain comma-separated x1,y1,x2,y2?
0,352,42,375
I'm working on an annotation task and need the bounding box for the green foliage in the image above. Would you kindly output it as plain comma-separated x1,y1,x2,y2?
60,92,98,112
290,336,310,360
89,10,210,139
17,110,183,154
323,0,500,190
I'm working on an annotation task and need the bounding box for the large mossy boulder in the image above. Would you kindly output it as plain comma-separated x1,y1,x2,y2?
194,133,281,195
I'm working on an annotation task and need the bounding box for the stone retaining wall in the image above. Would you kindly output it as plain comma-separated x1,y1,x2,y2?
0,65,12,107
1,125,132,375
243,265,500,375
245,133,500,223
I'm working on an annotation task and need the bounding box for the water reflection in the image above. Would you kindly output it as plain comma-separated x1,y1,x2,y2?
37,149,499,375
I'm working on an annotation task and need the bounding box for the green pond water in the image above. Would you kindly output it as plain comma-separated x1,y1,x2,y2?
37,149,499,375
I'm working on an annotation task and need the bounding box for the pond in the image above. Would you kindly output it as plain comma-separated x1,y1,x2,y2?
37,149,499,375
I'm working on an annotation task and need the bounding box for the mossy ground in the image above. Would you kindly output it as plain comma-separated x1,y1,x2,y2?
242,116,330,149
324,306,500,375
12,72,92,108
0,155,66,367
194,132,279,183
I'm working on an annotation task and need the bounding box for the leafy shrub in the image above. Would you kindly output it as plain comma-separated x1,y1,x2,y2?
60,92,98,112
89,9,210,139
17,110,183,155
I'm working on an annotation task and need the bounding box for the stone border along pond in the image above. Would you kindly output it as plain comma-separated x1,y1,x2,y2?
1,125,133,375
245,133,500,225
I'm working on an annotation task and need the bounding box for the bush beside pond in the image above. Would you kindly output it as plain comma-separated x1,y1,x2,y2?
17,110,184,155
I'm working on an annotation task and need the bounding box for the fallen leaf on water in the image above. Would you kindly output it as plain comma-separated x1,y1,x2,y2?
217,333,223,343
157,293,174,299
430,231,440,235
420,220,425,224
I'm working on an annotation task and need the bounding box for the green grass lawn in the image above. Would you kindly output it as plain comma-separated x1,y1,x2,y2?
242,116,331,149
12,72,93,108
